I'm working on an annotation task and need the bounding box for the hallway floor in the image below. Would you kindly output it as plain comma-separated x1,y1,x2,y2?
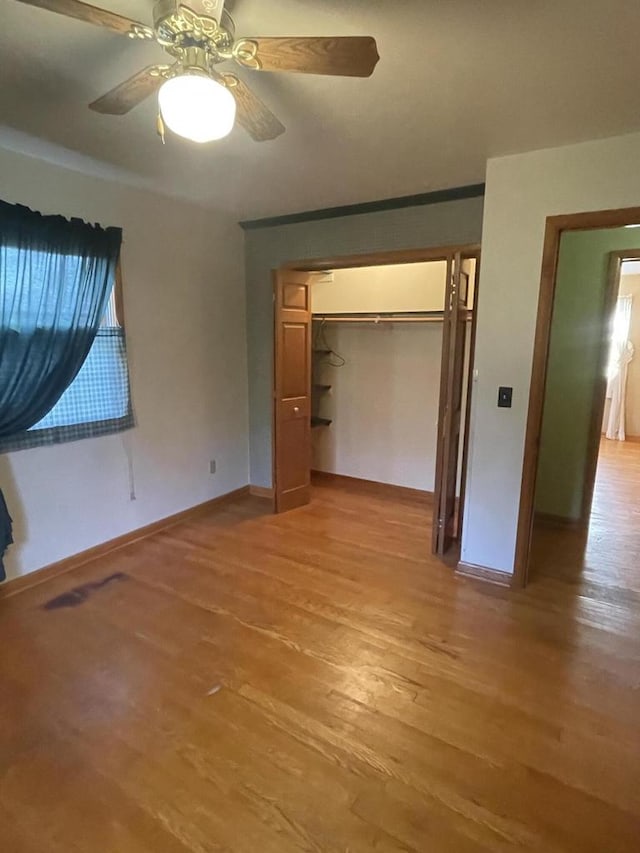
530,438,640,596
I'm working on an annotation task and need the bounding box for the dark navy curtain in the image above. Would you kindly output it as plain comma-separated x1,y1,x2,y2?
0,200,122,434
0,199,122,578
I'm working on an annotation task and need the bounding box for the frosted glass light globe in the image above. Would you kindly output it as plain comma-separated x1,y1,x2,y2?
158,74,236,143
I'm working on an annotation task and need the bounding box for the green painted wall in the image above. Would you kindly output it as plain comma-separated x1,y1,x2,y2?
535,226,640,519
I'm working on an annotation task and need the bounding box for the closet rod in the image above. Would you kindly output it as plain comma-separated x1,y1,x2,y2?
313,313,472,324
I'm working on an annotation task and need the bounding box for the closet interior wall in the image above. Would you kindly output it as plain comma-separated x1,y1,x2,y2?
310,261,474,493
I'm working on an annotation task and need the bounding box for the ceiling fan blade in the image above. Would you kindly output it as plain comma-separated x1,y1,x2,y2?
233,36,379,77
89,66,169,115
220,73,285,142
13,0,153,37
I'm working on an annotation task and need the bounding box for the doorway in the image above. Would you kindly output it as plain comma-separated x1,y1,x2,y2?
272,244,480,559
515,207,640,588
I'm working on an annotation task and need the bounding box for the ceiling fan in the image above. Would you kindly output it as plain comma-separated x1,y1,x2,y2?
13,0,380,143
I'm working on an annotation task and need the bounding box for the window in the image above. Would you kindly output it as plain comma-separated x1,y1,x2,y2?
0,258,133,453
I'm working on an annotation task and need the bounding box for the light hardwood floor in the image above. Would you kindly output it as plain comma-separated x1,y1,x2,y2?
530,437,640,594
1,473,639,851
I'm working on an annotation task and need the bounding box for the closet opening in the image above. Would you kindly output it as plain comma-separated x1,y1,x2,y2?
272,245,480,560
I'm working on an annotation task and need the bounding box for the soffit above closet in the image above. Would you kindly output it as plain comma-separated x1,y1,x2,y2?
0,0,639,217
311,262,447,314
310,259,476,315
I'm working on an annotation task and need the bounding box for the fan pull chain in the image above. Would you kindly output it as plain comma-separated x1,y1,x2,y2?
156,112,166,144
121,434,137,502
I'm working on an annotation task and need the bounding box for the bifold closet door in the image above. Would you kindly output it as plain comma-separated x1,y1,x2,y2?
273,270,312,513
432,252,470,554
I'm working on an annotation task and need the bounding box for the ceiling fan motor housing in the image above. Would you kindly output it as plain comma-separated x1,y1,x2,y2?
152,0,236,62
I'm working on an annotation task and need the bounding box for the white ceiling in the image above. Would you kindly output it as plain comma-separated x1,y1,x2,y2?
1,0,639,219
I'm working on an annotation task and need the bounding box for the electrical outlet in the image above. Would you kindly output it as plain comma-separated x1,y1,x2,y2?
209,459,216,474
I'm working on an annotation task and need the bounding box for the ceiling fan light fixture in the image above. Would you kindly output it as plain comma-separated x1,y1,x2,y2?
158,73,236,143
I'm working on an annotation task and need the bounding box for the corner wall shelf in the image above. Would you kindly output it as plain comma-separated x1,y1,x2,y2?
311,416,332,428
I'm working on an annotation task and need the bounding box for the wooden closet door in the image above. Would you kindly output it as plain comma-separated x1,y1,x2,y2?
273,270,312,513
432,253,469,554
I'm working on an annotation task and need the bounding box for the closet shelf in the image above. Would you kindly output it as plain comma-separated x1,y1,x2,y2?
311,416,332,428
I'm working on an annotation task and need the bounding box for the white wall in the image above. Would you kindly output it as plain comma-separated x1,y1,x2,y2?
311,323,443,491
310,259,473,493
461,130,640,575
0,147,248,581
311,262,448,314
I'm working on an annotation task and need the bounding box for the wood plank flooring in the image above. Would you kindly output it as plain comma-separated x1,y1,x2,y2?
1,473,639,851
530,437,640,594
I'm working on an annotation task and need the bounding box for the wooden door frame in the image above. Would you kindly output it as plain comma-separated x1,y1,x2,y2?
432,253,456,553
432,252,475,554
513,206,640,589
282,244,481,272
456,253,481,544
272,242,481,549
